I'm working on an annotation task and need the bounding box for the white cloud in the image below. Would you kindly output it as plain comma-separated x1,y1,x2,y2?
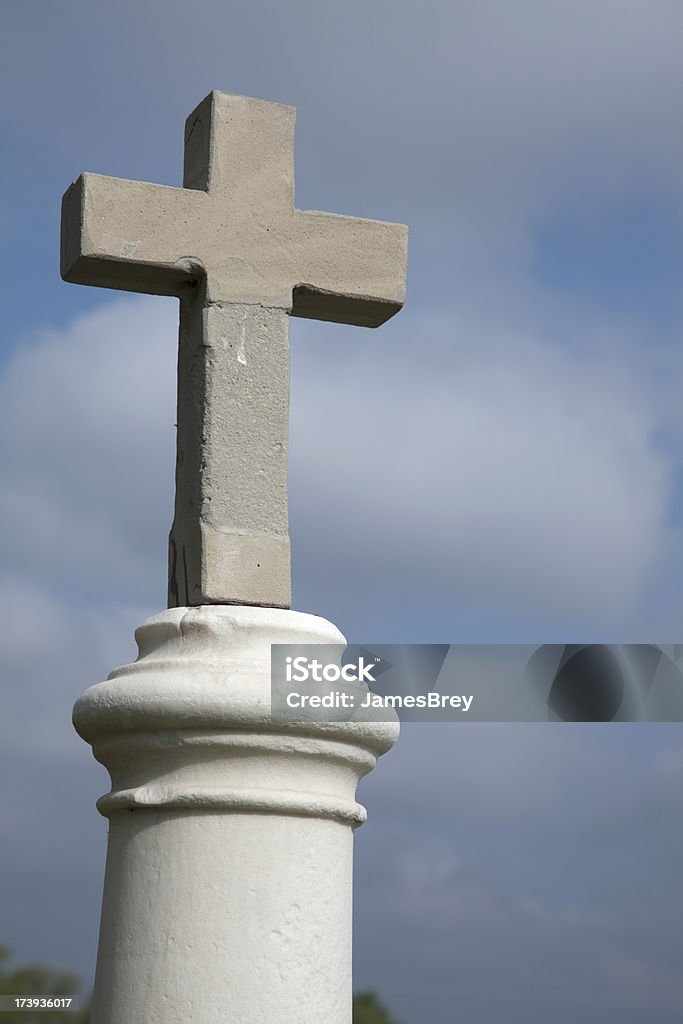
0,297,178,602
0,297,671,624
0,298,180,757
292,312,671,617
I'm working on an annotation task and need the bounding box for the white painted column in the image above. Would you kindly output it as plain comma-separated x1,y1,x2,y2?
74,606,398,1024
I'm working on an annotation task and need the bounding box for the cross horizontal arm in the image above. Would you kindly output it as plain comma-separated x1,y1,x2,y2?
61,172,204,297
289,210,408,327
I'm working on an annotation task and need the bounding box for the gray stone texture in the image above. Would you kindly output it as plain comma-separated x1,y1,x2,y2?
61,91,408,607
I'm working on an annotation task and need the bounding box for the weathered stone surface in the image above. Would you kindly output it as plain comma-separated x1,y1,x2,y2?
169,300,291,606
61,91,407,607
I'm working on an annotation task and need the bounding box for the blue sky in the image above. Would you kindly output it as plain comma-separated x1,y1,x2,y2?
3,2,683,1021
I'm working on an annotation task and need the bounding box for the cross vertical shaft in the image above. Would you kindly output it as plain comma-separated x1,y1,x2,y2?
170,296,291,607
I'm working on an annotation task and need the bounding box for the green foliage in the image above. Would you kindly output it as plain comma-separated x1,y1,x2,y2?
0,947,90,1023
353,990,400,1024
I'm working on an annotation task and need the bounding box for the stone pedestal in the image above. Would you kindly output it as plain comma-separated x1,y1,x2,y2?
73,606,398,1024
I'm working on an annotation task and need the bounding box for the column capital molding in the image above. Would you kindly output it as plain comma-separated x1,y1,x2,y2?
73,606,399,827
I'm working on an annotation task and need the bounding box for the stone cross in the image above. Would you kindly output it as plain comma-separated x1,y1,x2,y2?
61,91,407,608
